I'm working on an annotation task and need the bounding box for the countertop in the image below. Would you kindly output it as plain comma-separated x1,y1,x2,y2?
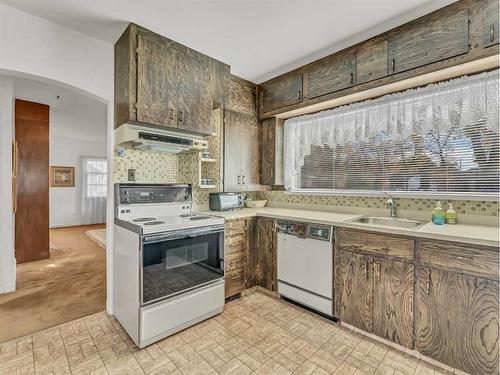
199,207,499,247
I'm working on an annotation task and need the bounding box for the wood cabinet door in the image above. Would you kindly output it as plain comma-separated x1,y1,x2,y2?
372,257,414,349
260,118,276,186
334,250,373,333
356,41,388,84
388,8,469,74
177,47,214,135
136,33,178,127
223,110,243,191
417,267,499,375
255,218,277,291
260,73,303,113
484,0,499,47
240,114,261,190
306,51,356,99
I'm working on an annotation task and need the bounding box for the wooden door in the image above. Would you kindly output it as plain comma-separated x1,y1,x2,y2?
136,33,178,127
484,0,499,47
306,51,356,99
334,250,373,333
259,73,303,113
356,41,388,84
387,8,469,74
223,110,243,191
15,99,50,263
372,257,414,349
416,266,499,375
255,218,277,291
177,47,213,135
240,114,260,191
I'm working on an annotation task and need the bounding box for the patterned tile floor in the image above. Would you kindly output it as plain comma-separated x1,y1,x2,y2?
0,291,456,375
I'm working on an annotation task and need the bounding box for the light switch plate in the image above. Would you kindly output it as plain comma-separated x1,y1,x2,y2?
128,169,136,181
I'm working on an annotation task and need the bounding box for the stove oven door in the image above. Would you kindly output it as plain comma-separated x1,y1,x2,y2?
140,225,224,306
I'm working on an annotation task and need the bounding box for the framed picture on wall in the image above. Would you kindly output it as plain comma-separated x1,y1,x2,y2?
50,166,75,187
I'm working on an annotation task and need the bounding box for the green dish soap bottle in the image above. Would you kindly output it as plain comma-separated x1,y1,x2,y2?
445,203,457,224
432,201,445,225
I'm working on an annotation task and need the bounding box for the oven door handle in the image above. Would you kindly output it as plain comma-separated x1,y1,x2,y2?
142,225,224,244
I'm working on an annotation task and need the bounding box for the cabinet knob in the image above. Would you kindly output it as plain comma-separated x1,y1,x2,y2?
350,72,354,85
242,175,246,185
179,109,184,123
169,107,175,121
237,175,241,185
391,58,395,72
297,90,302,100
490,24,495,42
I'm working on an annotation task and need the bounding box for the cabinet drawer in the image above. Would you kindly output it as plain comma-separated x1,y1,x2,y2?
420,241,499,280
225,219,247,236
225,268,246,298
225,251,246,272
225,235,247,255
337,228,414,261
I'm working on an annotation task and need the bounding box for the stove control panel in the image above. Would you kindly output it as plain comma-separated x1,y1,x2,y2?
115,184,192,205
276,220,332,242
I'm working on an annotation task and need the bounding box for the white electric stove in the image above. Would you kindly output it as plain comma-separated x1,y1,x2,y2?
113,183,225,348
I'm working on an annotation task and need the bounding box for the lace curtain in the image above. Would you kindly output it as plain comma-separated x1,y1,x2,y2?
81,157,107,224
284,70,499,195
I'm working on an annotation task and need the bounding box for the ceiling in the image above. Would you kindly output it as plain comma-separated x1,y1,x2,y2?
1,0,456,83
13,77,107,142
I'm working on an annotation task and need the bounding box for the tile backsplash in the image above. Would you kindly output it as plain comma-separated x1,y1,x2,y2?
113,148,178,183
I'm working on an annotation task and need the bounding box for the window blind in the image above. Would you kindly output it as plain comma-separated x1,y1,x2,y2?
284,70,499,197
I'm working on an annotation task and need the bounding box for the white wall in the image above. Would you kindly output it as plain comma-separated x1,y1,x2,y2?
0,3,115,312
0,76,15,293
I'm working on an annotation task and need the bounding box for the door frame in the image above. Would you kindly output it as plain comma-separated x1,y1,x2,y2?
0,71,115,314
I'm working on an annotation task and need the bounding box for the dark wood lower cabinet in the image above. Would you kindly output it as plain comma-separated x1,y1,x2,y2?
416,266,499,375
334,250,373,333
373,257,414,349
254,217,277,291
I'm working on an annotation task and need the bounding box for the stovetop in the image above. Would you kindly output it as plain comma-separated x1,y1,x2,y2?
115,213,225,235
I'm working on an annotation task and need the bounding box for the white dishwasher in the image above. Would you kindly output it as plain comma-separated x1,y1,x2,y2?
276,220,333,316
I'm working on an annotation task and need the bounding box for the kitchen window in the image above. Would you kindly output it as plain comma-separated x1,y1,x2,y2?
284,70,499,198
85,158,107,198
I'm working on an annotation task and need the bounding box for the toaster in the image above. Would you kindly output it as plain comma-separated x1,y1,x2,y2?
209,192,244,211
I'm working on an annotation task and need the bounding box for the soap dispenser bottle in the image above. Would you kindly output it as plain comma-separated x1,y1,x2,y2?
445,203,457,224
432,201,445,225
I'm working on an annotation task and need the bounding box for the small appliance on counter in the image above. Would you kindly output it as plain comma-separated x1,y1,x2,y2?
209,192,244,211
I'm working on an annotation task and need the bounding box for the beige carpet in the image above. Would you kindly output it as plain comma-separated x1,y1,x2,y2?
85,228,106,249
0,224,106,342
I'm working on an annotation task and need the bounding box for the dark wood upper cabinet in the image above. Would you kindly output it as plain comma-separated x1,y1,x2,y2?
484,0,499,47
115,23,230,136
356,40,388,84
306,51,356,99
136,34,178,127
260,117,284,186
387,8,470,74
177,47,213,134
259,73,303,113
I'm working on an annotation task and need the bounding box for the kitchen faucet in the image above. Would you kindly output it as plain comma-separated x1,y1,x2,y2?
384,193,397,218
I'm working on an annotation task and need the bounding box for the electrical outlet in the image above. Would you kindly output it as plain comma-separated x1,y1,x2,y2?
128,169,136,182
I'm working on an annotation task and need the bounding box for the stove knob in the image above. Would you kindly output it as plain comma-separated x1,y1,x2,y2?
317,229,324,237
123,197,129,203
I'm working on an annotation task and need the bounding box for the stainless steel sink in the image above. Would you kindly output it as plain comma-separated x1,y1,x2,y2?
348,216,426,229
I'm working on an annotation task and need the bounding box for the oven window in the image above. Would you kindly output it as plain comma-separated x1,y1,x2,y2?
142,231,223,304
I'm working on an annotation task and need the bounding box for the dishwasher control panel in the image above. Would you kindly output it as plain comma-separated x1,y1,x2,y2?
275,220,332,242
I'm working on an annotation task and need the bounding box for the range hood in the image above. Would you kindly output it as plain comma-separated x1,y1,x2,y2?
115,124,208,153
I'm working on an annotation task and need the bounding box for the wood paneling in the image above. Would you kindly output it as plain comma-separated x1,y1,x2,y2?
260,118,276,185
373,257,414,348
15,99,50,264
387,8,470,74
228,76,257,116
259,73,303,113
114,24,135,129
416,266,499,375
334,250,373,332
137,33,178,127
224,218,249,298
420,240,499,280
254,218,277,291
484,0,499,47
337,228,414,260
225,268,246,298
210,59,230,107
306,51,356,99
356,40,388,84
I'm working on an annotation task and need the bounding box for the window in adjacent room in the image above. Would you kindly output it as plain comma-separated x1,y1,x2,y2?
85,158,107,198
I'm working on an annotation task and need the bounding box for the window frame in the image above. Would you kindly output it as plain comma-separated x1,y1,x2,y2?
85,158,107,198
